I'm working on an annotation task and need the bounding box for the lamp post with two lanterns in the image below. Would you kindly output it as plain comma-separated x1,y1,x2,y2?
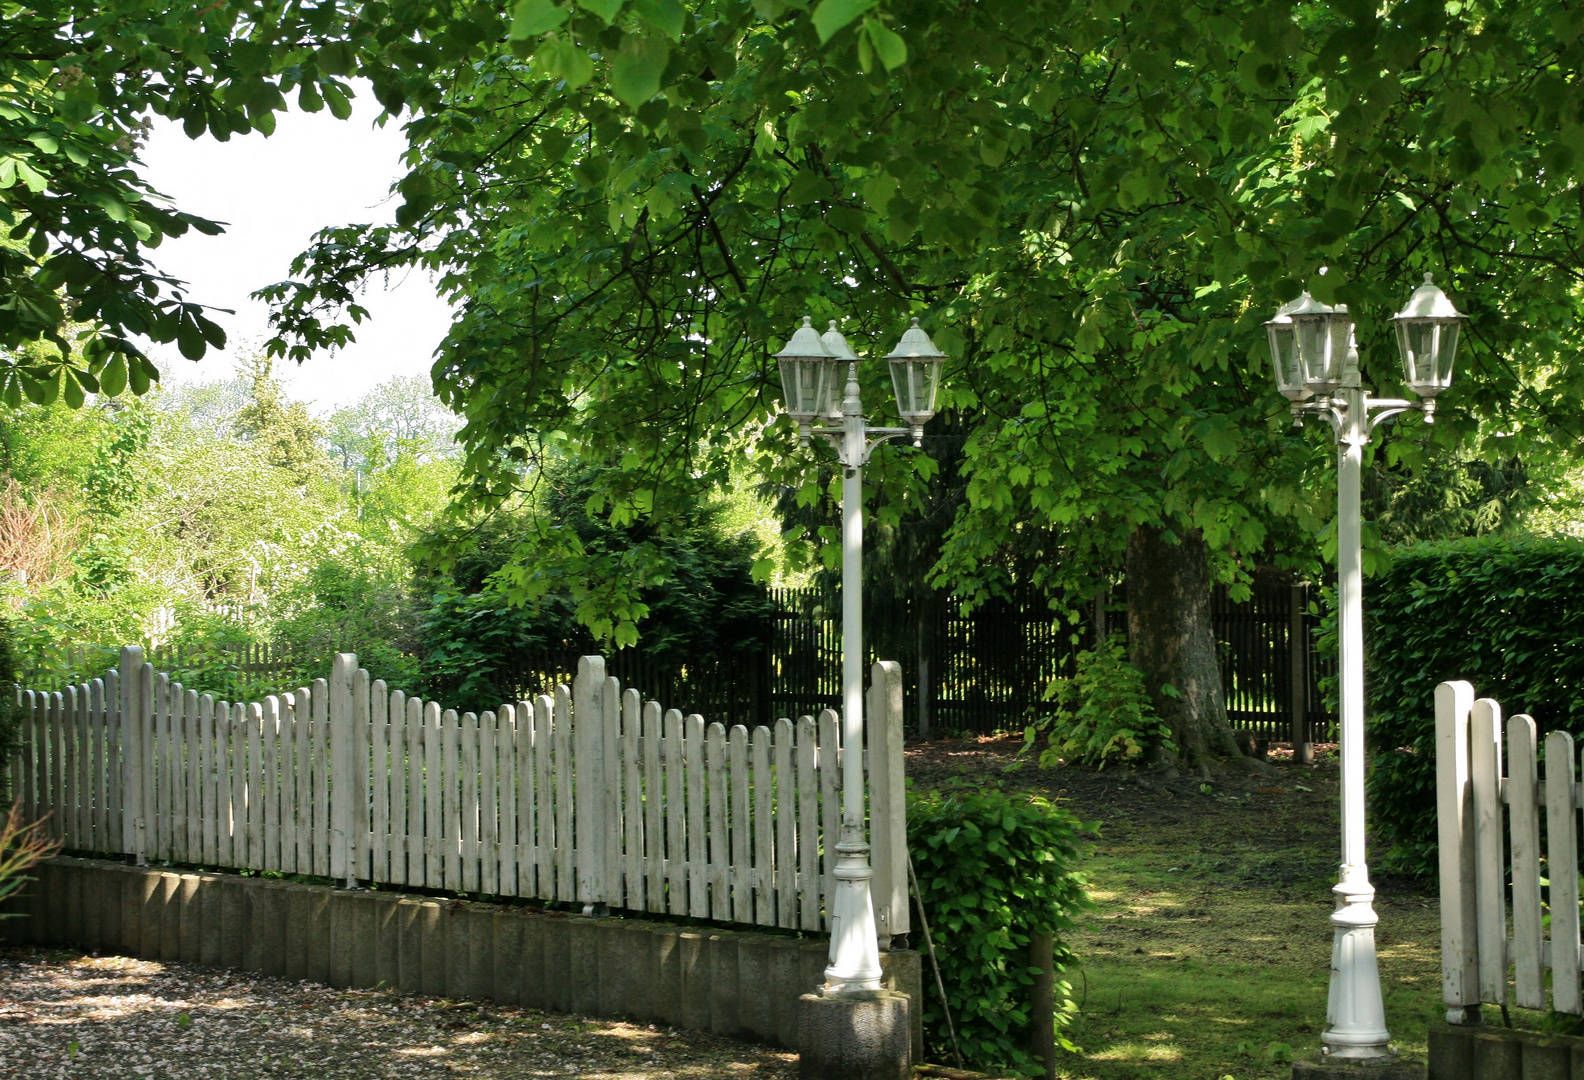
1265,273,1467,1061
774,314,947,996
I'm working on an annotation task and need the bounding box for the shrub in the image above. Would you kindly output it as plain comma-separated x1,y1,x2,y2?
1367,537,1584,878
1026,634,1174,768
908,784,1096,1076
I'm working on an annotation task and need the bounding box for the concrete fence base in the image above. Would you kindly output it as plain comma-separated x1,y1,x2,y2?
1429,1023,1583,1080
1,857,922,1060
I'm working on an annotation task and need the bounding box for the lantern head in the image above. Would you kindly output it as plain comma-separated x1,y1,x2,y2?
884,318,947,446
1264,295,1312,403
1390,273,1465,400
774,316,836,438
819,320,859,420
1287,291,1354,395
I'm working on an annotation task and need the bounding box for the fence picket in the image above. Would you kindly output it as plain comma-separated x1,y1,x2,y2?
423,700,442,889
482,709,500,896
388,691,409,887
293,688,311,875
154,674,171,860
407,695,426,887
442,708,462,892
1469,697,1506,1005
534,694,554,900
168,686,186,864
312,678,330,878
729,724,750,924
509,701,530,897
1548,731,1583,1014
498,704,520,896
684,714,707,919
621,690,643,910
602,677,622,908
553,688,573,904
460,711,479,893
752,725,773,927
1507,714,1543,1008
706,721,728,920
329,657,353,885
91,679,108,852
796,716,820,931
657,710,682,916
371,680,389,885
261,696,280,873
62,686,78,849
774,718,795,930
352,666,371,883
642,701,664,913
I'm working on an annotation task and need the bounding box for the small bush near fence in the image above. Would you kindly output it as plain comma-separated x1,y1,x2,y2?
1024,634,1174,769
908,784,1095,1076
1368,537,1584,878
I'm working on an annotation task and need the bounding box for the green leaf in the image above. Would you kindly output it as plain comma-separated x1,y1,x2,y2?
610,35,671,109
510,0,570,38
128,355,154,396
811,0,874,43
538,37,596,88
634,0,686,41
863,18,906,70
577,0,626,24
99,354,127,397
322,85,353,121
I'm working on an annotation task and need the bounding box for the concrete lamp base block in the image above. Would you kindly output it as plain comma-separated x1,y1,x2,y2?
797,990,912,1080
1291,1051,1424,1080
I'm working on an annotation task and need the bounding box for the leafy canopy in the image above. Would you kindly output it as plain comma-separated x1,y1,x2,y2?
247,0,1584,636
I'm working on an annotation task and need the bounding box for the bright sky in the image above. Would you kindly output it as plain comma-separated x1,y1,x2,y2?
137,92,455,413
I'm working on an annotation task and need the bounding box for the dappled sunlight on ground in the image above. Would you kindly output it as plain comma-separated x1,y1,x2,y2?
0,949,798,1079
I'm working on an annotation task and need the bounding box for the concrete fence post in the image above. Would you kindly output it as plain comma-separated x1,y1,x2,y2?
867,660,908,946
573,655,607,913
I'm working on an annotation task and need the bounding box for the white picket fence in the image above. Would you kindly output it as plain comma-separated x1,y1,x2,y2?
10,648,911,939
1436,679,1584,1018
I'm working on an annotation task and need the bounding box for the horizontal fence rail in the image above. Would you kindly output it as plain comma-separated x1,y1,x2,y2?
11,647,910,941
1437,680,1584,1019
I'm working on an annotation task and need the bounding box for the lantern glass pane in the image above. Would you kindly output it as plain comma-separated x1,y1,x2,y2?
1293,311,1351,393
890,357,941,421
1396,319,1459,396
779,356,830,420
1267,323,1304,400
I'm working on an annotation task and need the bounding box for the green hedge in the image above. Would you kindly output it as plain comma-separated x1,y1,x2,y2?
908,785,1095,1076
1367,537,1584,878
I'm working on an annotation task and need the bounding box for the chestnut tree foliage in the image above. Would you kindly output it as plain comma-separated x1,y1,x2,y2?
17,0,1584,754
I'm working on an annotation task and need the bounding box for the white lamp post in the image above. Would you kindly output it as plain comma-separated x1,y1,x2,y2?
1266,273,1466,1060
774,314,946,994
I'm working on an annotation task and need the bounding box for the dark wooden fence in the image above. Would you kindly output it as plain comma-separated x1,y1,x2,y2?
488,583,1335,742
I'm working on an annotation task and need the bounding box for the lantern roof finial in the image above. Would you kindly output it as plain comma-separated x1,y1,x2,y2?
821,319,859,361
1392,274,1463,322
773,315,833,359
884,318,946,360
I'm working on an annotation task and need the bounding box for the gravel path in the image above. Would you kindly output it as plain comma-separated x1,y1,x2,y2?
0,948,799,1079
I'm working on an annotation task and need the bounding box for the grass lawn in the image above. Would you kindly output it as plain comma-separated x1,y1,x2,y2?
905,739,1445,1080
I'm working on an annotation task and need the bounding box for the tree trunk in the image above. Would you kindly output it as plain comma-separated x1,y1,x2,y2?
1125,524,1239,763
